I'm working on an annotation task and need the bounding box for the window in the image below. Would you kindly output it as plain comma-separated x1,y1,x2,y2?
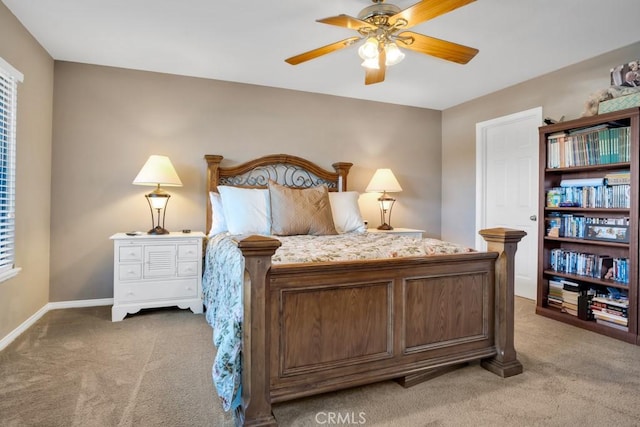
0,57,23,282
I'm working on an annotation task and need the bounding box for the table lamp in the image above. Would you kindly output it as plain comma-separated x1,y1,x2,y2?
365,168,402,230
133,155,183,234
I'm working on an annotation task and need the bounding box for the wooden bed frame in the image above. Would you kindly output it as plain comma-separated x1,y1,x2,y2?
205,154,525,427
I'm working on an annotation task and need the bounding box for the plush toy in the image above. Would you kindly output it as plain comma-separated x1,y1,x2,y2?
582,85,640,117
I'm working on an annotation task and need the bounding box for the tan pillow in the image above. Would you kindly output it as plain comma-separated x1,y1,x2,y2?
268,180,337,236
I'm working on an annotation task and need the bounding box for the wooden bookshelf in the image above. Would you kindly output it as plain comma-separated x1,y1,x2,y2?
537,107,640,345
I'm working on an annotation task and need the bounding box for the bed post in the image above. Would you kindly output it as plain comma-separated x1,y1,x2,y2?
332,162,352,191
204,155,223,236
478,227,526,378
236,235,282,427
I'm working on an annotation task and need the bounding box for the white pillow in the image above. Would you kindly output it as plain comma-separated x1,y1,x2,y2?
328,191,366,234
217,186,271,235
208,192,228,237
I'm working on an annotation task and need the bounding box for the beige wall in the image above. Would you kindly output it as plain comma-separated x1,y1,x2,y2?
441,41,640,247
0,4,54,339
50,62,442,301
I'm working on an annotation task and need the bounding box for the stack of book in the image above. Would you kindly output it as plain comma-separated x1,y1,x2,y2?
547,278,564,309
591,296,629,331
558,279,595,320
561,280,581,316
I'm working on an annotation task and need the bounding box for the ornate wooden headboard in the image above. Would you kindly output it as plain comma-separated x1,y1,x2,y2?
204,154,353,235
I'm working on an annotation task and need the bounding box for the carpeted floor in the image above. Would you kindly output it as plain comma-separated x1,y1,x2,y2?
1,298,640,426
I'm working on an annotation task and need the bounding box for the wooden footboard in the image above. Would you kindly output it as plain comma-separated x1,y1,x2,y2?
235,228,525,427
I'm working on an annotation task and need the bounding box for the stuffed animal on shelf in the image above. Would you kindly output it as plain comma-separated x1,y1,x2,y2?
582,85,640,117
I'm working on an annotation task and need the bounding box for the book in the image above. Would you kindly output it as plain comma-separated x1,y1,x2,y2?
593,310,628,326
562,279,581,292
595,318,629,332
605,171,631,185
545,214,561,237
591,296,629,309
591,303,628,318
560,178,605,187
578,293,594,320
546,188,562,207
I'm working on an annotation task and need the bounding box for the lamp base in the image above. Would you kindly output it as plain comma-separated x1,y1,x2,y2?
377,223,393,230
148,226,169,235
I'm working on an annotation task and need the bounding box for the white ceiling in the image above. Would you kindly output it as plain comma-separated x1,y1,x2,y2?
4,0,640,110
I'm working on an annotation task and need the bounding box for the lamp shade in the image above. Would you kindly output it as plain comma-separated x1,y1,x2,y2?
133,155,183,187
358,37,379,60
384,43,405,66
365,168,402,193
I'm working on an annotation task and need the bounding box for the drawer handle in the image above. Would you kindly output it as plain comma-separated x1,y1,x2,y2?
128,251,136,257
127,291,134,296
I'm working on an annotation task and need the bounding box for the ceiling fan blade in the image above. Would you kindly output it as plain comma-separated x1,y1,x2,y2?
390,0,476,30
396,31,478,64
365,49,386,85
317,14,377,31
285,37,361,65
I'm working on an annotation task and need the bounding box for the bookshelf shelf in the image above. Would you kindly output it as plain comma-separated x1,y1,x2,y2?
544,207,630,214
545,162,630,174
537,107,640,345
544,236,629,248
542,270,630,290
535,306,636,344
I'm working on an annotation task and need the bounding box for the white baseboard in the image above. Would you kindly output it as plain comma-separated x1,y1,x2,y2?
0,298,114,351
47,298,113,310
0,304,49,352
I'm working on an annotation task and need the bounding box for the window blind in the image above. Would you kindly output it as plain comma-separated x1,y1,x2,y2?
0,58,22,276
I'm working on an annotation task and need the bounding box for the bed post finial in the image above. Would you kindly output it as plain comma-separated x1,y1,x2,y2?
204,155,224,236
479,227,526,378
332,162,353,191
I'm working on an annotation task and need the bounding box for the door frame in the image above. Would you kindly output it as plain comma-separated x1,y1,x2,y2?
475,106,543,250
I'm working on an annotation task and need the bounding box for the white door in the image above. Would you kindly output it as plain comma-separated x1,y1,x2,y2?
476,107,542,301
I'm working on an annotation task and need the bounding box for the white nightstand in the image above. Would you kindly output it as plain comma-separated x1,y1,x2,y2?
367,228,425,238
110,231,205,322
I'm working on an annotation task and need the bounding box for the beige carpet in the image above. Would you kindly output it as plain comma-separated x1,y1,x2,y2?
1,298,640,426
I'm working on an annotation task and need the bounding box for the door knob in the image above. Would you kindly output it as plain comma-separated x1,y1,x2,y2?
529,215,537,221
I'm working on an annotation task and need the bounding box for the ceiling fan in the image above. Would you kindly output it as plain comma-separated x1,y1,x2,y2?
285,0,479,85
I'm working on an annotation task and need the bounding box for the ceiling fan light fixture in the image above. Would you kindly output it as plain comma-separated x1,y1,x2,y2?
284,0,478,85
358,37,379,60
361,57,380,70
384,42,405,66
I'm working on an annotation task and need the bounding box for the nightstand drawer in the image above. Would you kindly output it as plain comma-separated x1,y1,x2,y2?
119,246,142,262
117,279,198,302
118,263,142,281
178,261,198,277
178,243,199,260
